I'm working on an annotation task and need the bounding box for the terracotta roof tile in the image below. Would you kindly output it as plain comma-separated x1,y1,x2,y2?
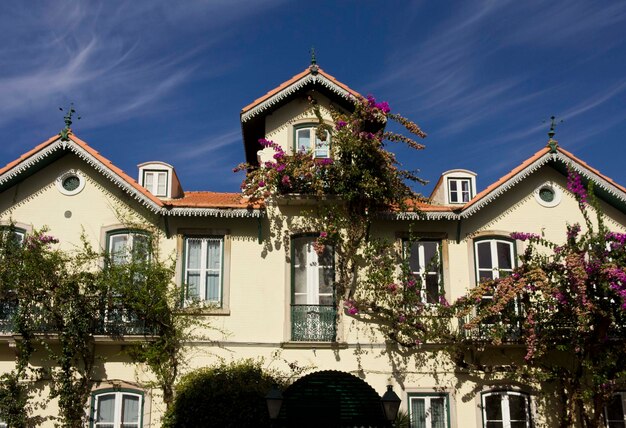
166,191,263,209
462,147,551,211
241,67,362,114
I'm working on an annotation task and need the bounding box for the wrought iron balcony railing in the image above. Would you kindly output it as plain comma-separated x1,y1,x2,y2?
0,299,153,336
291,304,336,342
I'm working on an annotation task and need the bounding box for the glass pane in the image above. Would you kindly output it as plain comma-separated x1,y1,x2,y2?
186,273,200,298
484,394,502,421
319,267,334,294
486,423,504,428
431,397,446,428
122,394,140,423
97,394,115,422
477,242,492,269
318,245,333,267
479,270,494,282
206,239,222,270
425,274,440,304
294,294,307,304
145,172,154,189
510,423,529,428
607,395,625,421
294,264,307,294
408,242,421,272
187,240,201,269
157,172,167,195
319,295,334,305
449,180,458,203
423,242,438,272
508,394,528,421
315,132,329,158
497,242,512,270
608,423,626,428
132,235,150,261
297,129,311,152
411,398,426,428
461,180,469,191
206,272,220,302
111,234,129,264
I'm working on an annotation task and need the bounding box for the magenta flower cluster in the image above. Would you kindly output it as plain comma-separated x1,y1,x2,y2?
366,95,391,114
510,232,540,241
344,299,359,315
567,223,582,241
567,171,587,205
26,234,59,249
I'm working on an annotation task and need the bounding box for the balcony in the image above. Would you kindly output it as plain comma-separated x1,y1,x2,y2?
291,304,336,341
0,299,154,337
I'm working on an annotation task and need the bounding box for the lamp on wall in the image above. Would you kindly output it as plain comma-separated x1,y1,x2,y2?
265,385,284,422
381,385,401,425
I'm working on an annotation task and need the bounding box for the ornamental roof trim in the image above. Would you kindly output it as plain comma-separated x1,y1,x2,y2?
240,67,361,123
460,145,626,218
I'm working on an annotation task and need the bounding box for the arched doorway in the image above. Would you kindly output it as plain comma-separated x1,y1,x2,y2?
276,370,391,428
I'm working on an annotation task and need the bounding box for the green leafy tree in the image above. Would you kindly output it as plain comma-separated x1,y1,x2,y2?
163,359,283,428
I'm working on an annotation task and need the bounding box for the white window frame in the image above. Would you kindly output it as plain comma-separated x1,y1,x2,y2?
107,231,150,265
409,393,449,428
292,236,334,305
605,391,626,427
448,178,472,204
92,390,142,428
475,238,515,283
405,240,442,304
143,170,168,197
295,125,330,158
482,391,531,428
184,236,224,305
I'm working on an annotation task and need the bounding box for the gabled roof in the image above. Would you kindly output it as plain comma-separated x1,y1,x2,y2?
460,143,626,218
0,133,165,212
240,65,362,123
0,133,262,218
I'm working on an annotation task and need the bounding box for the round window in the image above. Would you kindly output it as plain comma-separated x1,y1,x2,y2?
62,175,81,192
539,186,555,203
534,182,562,208
56,170,86,196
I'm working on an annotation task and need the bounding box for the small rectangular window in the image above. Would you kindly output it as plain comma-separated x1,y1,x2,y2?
294,126,330,158
606,392,626,427
143,171,168,197
409,393,449,428
448,178,471,203
184,237,224,305
93,390,142,428
482,391,531,428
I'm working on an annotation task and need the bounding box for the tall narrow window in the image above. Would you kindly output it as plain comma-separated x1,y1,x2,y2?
184,237,223,305
295,125,330,158
448,178,472,203
474,238,518,338
291,236,335,341
605,392,626,427
482,391,531,428
92,390,142,428
405,240,442,304
409,393,449,428
143,170,168,197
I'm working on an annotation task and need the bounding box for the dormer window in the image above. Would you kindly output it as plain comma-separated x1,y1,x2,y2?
430,169,477,205
137,161,183,199
143,170,168,197
294,125,330,158
448,178,472,203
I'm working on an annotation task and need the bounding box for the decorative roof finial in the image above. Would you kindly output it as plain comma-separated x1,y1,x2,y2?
59,103,81,141
546,115,562,153
309,47,319,74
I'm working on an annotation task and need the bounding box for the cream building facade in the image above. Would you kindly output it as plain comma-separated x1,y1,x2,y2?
2,64,626,427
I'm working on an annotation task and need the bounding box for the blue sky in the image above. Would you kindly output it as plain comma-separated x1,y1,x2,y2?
1,1,625,196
